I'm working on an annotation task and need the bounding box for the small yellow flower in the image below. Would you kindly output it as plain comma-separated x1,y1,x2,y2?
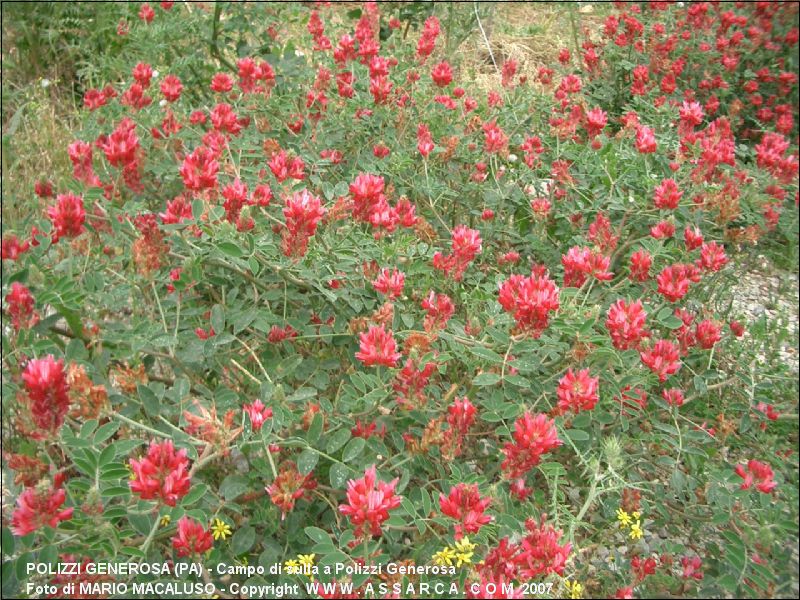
211,518,232,540
564,580,583,599
159,515,171,527
432,546,456,566
632,511,641,520
616,508,632,528
297,553,316,579
629,520,644,540
453,537,476,567
284,559,300,574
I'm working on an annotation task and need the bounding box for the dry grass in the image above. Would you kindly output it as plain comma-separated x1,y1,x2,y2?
456,2,610,93
1,80,78,229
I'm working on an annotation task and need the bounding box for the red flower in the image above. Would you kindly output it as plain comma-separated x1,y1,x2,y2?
662,388,685,407
5,282,39,331
281,189,326,258
355,325,401,368
562,246,613,287
635,125,657,153
606,299,648,350
615,587,635,599
180,146,219,191
267,462,317,518
372,268,405,299
640,339,682,382
160,74,183,102
681,556,704,580
11,475,73,536
210,72,234,93
735,459,777,493
172,517,213,557
698,241,728,272
339,465,401,537
22,356,70,435
695,319,721,349
650,220,676,239
514,516,571,578
653,178,682,209
138,3,155,23
393,359,437,408
585,108,608,138
128,440,191,506
629,249,652,282
501,412,561,478
631,555,657,581
243,399,273,431
439,483,493,540
431,61,453,87
2,234,30,261
684,225,704,250
433,225,481,281
657,263,695,302
730,320,745,337
498,271,560,338
557,368,600,413
48,193,86,242
421,291,455,332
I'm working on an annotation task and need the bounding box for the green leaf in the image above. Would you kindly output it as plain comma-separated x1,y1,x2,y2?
94,421,121,445
210,304,225,334
342,437,366,463
231,525,256,555
218,242,244,258
297,449,319,475
468,346,505,363
137,384,160,417
306,413,324,445
565,429,590,442
219,474,250,501
472,372,501,386
326,429,351,454
329,463,352,488
305,526,332,546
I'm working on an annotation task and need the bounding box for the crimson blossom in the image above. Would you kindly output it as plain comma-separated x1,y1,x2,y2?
172,516,213,557
11,473,73,536
557,368,600,413
498,270,560,338
339,465,401,538
128,439,191,506
355,325,401,368
501,412,561,478
22,355,71,435
439,483,493,540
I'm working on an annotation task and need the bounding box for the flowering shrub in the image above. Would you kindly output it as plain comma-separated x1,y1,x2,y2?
2,2,798,599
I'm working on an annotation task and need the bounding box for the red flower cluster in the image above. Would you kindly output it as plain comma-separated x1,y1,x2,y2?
339,465,401,537
556,368,600,413
606,299,648,350
22,355,71,436
501,412,561,478
640,339,682,382
439,483,492,540
355,325,401,368
433,225,482,281
498,270,560,338
5,282,39,331
562,246,614,287
421,291,455,332
11,473,73,536
128,439,191,506
172,516,213,557
514,516,572,578
281,189,326,257
372,268,405,299
47,193,86,243
735,459,778,493
243,399,273,431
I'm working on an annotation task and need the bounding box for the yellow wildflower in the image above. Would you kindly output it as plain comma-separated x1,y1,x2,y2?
616,508,632,528
632,511,641,520
284,559,300,574
297,554,316,579
564,580,583,599
629,520,644,540
432,546,456,567
453,537,476,567
159,514,171,527
211,518,232,540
